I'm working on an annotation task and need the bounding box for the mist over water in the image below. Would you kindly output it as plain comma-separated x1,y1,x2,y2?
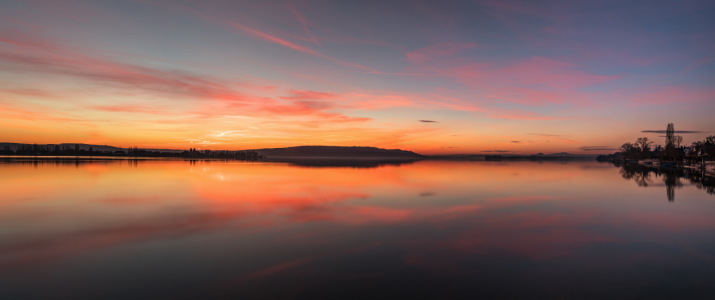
1,160,714,299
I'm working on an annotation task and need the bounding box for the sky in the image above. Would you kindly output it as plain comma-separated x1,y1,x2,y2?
0,0,713,155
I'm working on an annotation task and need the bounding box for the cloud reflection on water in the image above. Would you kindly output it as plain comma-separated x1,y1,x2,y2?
1,160,714,298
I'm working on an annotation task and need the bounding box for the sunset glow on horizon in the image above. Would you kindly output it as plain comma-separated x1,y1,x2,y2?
1,0,713,154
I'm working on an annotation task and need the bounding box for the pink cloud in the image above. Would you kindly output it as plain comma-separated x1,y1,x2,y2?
422,57,622,107
1,32,373,124
443,57,622,91
484,87,589,106
337,92,483,113
0,36,238,100
501,57,622,89
630,86,715,105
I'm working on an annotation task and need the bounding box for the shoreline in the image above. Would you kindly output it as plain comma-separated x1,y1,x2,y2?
2,155,714,176
634,159,715,177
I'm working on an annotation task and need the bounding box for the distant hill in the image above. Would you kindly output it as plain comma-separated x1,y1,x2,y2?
253,146,423,158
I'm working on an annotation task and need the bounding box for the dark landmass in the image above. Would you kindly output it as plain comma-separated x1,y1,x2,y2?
250,146,424,167
252,146,423,158
0,142,261,160
0,143,424,162
2,142,606,163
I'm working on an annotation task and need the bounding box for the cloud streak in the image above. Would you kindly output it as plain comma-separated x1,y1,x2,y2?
290,7,320,46
224,20,375,72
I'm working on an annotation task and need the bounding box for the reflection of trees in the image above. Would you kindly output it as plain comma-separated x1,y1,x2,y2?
617,162,713,201
663,172,682,202
268,158,420,169
619,165,653,187
0,158,123,166
688,169,715,196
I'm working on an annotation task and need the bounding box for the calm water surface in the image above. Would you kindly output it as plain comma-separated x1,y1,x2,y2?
1,160,714,299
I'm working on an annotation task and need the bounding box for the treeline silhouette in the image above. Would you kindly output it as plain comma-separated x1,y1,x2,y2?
255,146,423,158
0,144,263,160
181,148,263,160
597,123,715,163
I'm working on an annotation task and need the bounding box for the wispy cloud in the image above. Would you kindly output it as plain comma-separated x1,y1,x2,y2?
290,7,320,46
143,1,377,72
226,21,320,56
224,20,375,72
419,120,438,123
0,33,242,100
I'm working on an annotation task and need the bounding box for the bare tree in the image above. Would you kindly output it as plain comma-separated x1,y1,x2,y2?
635,137,653,153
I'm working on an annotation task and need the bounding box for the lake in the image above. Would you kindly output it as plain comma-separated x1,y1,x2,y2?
1,159,714,299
